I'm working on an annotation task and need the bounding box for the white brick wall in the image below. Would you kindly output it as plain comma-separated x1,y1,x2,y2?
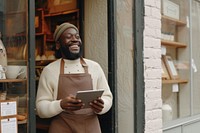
144,0,162,133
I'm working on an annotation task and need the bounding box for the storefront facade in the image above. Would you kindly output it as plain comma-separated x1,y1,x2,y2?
1,0,200,133
0,0,165,133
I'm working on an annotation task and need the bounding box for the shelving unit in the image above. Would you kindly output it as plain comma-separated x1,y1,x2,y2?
35,8,79,58
161,15,188,83
161,0,191,125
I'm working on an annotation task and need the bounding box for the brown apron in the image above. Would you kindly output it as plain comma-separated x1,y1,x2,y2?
48,58,101,133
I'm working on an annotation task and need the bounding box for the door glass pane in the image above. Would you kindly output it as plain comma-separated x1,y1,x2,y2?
116,0,134,132
0,0,28,132
191,0,200,115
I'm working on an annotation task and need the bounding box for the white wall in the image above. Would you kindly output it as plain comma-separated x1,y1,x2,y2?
144,0,163,133
84,0,108,76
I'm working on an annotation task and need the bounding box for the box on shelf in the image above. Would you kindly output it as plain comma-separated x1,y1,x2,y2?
48,0,77,14
162,0,180,20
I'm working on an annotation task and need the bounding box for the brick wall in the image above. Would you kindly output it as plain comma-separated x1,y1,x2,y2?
144,0,163,133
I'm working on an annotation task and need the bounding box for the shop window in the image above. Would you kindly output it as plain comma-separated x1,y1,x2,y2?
0,0,30,132
161,0,200,127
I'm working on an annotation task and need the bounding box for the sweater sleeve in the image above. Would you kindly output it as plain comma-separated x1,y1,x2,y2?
96,64,113,115
36,66,63,118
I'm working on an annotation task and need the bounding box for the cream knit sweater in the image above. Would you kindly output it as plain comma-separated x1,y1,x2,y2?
36,58,113,118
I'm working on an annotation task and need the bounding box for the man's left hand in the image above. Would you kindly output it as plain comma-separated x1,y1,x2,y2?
90,97,104,113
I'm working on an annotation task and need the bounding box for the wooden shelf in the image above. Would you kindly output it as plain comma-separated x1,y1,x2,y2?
0,79,26,83
162,15,187,26
36,60,55,66
46,39,54,42
18,119,27,125
8,60,27,65
5,11,26,15
161,40,187,48
36,33,44,36
44,9,79,17
162,79,188,84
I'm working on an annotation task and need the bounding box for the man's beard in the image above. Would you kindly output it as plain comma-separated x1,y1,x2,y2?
60,43,82,60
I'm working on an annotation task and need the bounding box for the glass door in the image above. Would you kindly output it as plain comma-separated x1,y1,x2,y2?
0,0,35,132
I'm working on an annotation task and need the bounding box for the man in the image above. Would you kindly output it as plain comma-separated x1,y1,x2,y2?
36,22,113,133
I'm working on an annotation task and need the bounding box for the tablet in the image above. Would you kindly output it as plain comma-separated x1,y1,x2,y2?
76,89,104,108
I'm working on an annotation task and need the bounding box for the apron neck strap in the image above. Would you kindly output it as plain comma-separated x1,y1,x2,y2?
80,57,88,73
60,57,88,74
60,59,64,74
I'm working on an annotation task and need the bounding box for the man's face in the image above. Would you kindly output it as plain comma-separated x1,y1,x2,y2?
58,28,82,60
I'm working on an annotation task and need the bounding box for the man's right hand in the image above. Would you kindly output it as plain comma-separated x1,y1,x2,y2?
60,94,84,111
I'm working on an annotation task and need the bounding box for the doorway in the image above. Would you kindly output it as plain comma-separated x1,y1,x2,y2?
83,0,116,133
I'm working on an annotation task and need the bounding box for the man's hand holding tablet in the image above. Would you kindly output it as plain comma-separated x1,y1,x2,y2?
76,89,104,109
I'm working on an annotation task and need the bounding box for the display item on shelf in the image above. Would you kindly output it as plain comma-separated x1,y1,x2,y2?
0,90,7,100
0,32,8,67
0,65,6,79
162,103,173,122
5,65,26,79
17,66,27,79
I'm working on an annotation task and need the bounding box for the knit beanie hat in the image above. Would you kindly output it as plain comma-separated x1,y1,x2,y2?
53,22,78,42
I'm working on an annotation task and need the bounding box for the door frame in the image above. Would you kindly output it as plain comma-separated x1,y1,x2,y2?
29,0,36,133
134,0,145,133
107,0,118,133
